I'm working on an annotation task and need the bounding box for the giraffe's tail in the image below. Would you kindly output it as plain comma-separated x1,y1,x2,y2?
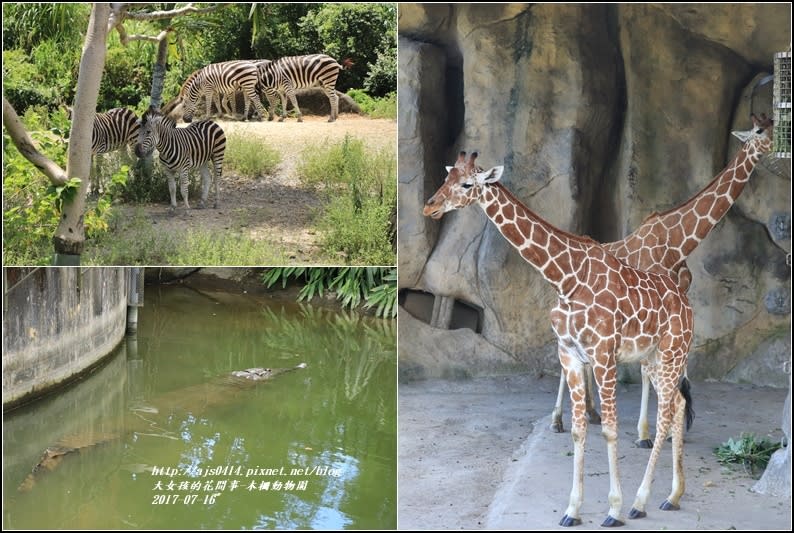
679,375,694,431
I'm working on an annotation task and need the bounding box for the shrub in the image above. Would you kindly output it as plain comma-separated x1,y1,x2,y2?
224,133,281,178
296,135,396,264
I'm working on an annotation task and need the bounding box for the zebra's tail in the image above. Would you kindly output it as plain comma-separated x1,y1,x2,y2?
679,374,694,432
340,57,354,70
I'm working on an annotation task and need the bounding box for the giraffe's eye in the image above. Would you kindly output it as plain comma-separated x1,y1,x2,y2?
461,183,474,189
755,128,763,134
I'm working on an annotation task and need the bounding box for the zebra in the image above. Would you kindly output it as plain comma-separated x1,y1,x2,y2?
179,60,267,123
134,106,226,213
255,54,347,122
86,107,139,195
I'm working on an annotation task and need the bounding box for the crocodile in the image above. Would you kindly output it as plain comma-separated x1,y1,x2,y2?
17,363,307,492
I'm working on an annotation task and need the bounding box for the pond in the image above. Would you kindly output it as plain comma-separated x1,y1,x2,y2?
3,285,397,529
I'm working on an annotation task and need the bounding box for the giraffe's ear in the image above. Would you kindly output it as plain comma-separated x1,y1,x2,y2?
445,166,453,173
731,128,752,143
478,166,504,184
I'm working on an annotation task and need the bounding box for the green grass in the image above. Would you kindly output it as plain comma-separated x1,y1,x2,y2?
347,89,396,120
223,133,281,178
296,135,396,264
84,208,289,265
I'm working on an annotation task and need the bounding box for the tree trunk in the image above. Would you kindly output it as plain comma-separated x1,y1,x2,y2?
138,27,171,187
52,3,110,263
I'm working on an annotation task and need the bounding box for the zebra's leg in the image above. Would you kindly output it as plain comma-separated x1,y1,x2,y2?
179,169,191,212
198,164,211,209
166,170,178,215
212,157,222,209
264,92,277,121
278,92,289,122
243,87,266,123
327,89,339,122
285,88,302,123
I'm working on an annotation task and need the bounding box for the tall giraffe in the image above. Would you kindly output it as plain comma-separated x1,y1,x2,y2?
424,152,695,526
550,114,775,446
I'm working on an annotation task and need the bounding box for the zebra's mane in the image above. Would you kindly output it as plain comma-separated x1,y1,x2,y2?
142,106,177,129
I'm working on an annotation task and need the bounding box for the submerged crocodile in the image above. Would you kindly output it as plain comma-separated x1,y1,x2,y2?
18,363,307,492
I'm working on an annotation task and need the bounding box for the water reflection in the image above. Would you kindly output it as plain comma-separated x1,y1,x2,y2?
3,286,396,530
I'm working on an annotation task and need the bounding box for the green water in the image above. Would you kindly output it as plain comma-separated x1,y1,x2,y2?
3,285,397,529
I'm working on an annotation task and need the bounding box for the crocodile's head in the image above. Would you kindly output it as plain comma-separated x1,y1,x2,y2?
232,363,307,381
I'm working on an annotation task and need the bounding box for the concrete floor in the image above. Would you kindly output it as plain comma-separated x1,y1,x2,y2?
398,374,790,530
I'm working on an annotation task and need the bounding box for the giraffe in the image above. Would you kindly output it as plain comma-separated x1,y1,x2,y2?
550,114,775,446
423,152,695,526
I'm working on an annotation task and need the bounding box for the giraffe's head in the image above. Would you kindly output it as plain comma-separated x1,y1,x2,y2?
731,113,774,157
423,151,504,219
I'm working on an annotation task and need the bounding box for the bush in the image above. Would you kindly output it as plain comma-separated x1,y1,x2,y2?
364,46,396,97
224,133,281,178
297,135,396,264
347,89,396,120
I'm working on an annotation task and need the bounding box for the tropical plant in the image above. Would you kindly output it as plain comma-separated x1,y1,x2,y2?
261,267,397,318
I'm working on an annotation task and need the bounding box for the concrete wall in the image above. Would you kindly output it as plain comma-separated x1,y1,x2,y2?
3,267,129,409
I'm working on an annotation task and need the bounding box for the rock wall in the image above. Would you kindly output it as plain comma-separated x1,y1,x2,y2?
398,3,791,385
3,268,129,408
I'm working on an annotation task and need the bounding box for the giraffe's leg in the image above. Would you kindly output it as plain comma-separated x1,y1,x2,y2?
629,356,685,518
585,365,601,425
550,369,566,433
661,390,687,510
593,352,624,527
559,350,587,527
636,364,653,448
198,164,211,209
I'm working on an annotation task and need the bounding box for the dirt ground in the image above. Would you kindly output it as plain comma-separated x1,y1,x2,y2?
399,375,790,530
115,114,396,263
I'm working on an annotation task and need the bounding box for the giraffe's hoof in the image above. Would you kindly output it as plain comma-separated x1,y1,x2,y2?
635,439,654,449
297,118,303,123
600,515,624,527
213,203,218,209
587,411,602,425
559,515,581,527
550,419,565,433
628,508,646,519
659,500,679,511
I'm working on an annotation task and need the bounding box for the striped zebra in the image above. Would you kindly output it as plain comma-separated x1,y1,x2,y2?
180,60,267,123
88,107,139,195
134,106,226,212
255,54,346,122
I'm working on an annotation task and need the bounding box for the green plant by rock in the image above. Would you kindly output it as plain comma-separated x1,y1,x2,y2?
714,432,782,478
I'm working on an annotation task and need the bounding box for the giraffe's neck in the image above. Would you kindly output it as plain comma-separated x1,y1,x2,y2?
676,144,762,243
478,183,590,295
611,143,764,273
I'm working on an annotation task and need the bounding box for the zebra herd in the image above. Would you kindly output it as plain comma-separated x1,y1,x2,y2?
89,53,346,212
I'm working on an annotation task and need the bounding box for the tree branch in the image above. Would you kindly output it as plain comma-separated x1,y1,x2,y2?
125,3,221,21
2,96,68,186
